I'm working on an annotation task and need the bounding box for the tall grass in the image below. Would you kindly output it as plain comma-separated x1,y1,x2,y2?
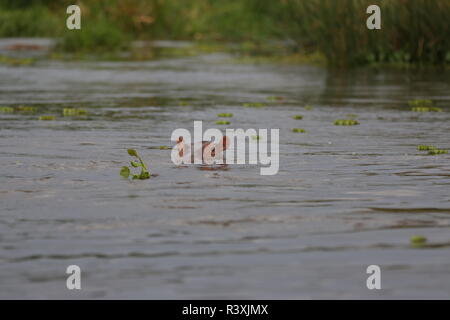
0,6,60,37
275,0,450,66
0,0,449,67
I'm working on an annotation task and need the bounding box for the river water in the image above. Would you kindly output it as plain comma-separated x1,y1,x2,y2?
1,39,450,299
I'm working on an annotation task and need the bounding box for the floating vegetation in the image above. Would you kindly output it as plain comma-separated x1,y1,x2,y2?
38,115,55,121
120,149,150,180
63,108,88,116
243,102,265,108
428,149,448,156
159,146,170,150
0,106,14,113
417,145,436,151
266,96,284,102
409,99,442,112
292,128,306,133
411,106,442,112
292,115,303,120
304,105,313,111
334,119,360,126
217,113,233,118
408,99,433,108
16,105,37,113
179,101,190,106
417,145,448,155
410,235,427,248
216,120,230,125
0,55,33,66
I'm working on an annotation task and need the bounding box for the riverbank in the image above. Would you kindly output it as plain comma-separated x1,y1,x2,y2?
0,0,449,68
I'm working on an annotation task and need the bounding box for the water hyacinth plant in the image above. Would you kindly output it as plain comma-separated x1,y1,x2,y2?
266,96,284,102
63,108,88,116
120,149,150,180
292,115,303,120
428,149,448,156
16,105,37,113
304,105,313,111
38,115,55,121
292,128,306,133
409,99,442,112
417,145,437,151
411,107,443,112
0,55,33,66
334,119,360,126
417,145,448,155
408,99,433,108
217,113,233,118
410,235,427,248
216,120,230,125
0,106,14,113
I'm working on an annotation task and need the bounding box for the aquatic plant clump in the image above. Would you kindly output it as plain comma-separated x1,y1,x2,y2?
217,113,233,118
0,106,14,113
16,106,37,113
216,120,230,125
266,96,284,102
417,145,448,155
411,107,443,112
409,99,442,112
408,99,433,108
410,235,427,248
0,55,33,66
120,149,150,180
292,128,306,133
428,149,448,156
417,145,437,151
63,108,88,116
304,105,313,111
334,119,359,126
292,115,303,120
38,115,55,121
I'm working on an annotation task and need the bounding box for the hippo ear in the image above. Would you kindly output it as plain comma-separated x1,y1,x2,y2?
214,136,229,153
177,136,185,157
222,136,230,150
202,141,215,165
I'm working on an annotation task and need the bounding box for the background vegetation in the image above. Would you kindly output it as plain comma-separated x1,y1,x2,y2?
0,0,449,67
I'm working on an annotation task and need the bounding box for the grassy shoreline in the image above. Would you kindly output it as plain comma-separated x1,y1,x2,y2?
0,0,449,68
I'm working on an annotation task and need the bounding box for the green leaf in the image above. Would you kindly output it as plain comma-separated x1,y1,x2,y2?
410,235,427,245
120,166,130,178
127,149,138,157
130,161,140,168
139,171,150,180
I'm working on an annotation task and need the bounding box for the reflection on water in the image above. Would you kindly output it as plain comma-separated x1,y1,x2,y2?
1,39,450,299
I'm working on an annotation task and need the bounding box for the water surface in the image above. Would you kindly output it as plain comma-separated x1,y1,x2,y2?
1,39,450,299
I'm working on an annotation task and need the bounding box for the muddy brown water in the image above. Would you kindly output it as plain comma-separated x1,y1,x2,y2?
1,39,450,299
